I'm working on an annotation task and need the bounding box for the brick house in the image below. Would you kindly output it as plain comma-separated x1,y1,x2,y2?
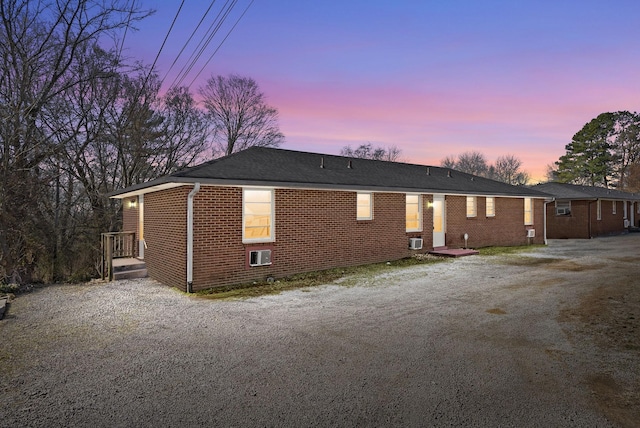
534,182,640,239
110,147,548,292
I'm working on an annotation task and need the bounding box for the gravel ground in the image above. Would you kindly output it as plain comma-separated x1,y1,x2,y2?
1,235,639,427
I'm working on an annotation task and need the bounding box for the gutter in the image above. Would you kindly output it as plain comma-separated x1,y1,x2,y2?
186,183,201,293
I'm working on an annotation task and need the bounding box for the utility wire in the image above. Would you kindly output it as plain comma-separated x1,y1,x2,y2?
170,0,237,90
144,0,186,90
188,0,254,89
161,0,217,86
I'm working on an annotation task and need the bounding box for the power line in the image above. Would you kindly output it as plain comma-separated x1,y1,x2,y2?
160,0,217,86
188,0,254,88
170,0,238,90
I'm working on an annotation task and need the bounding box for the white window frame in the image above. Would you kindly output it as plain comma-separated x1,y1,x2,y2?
524,198,533,225
357,192,373,220
597,200,602,221
555,200,571,216
406,194,422,232
612,200,617,215
242,188,275,243
485,197,495,217
466,196,477,218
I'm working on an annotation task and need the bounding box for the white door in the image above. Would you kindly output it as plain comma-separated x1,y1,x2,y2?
433,194,445,248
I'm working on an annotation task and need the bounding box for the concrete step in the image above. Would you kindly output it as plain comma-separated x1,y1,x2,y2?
113,260,146,272
113,268,148,281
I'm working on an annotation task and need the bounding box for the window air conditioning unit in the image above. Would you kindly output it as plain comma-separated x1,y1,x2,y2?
249,249,272,267
409,237,423,250
556,208,569,215
624,219,630,228
527,229,535,238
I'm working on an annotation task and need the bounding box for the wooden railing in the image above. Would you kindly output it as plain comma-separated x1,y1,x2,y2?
101,231,135,281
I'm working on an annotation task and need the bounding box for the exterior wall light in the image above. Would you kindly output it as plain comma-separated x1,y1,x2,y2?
128,199,137,209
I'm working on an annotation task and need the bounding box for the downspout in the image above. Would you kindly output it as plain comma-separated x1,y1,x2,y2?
186,183,201,293
543,198,554,245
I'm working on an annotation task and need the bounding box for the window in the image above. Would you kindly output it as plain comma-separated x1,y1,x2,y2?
485,197,495,217
466,196,477,218
612,200,617,215
597,200,602,220
555,200,571,216
406,194,422,231
243,189,274,243
357,193,372,220
524,198,533,225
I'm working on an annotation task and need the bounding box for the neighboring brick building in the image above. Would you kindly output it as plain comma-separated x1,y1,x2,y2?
110,147,548,292
534,182,640,239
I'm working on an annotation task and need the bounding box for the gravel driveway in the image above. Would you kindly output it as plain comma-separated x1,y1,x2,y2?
1,236,639,427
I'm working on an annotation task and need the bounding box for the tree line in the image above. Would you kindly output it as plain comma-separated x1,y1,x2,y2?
0,0,282,285
441,152,530,185
550,111,640,190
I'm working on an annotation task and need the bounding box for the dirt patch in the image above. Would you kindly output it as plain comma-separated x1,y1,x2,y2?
559,274,640,427
486,308,507,315
546,260,606,272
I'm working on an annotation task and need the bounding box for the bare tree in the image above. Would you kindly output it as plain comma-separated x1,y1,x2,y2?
0,0,150,283
199,74,284,157
341,143,403,161
453,151,489,176
441,152,530,184
494,155,530,185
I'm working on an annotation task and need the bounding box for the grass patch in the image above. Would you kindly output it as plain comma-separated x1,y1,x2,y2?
478,244,544,256
196,254,447,300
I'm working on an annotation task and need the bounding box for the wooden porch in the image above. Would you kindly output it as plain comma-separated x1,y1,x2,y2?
101,232,147,281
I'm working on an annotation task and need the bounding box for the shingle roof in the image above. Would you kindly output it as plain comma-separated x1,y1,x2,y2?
534,182,640,201
109,147,550,198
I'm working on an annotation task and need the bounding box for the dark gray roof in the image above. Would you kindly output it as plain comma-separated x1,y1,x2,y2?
534,182,640,201
110,147,550,198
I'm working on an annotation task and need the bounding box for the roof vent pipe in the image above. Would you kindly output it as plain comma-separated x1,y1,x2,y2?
426,167,431,175
348,160,353,169
320,157,324,168
447,171,452,178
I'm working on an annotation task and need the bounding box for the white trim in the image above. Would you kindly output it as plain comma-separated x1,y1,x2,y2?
524,198,533,225
242,188,275,244
485,197,495,217
406,193,422,232
138,194,144,259
597,199,602,220
186,183,201,293
466,196,477,218
357,192,373,220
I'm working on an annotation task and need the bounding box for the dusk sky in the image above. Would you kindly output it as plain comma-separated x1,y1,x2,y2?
128,1,640,181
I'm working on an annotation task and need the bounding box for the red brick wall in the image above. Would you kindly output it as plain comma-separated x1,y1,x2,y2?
546,200,591,239
136,186,546,291
122,197,139,257
144,187,188,289
546,199,628,239
445,196,545,248
592,200,627,237
189,188,430,291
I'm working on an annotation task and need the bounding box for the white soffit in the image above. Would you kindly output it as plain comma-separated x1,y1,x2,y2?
110,183,187,199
